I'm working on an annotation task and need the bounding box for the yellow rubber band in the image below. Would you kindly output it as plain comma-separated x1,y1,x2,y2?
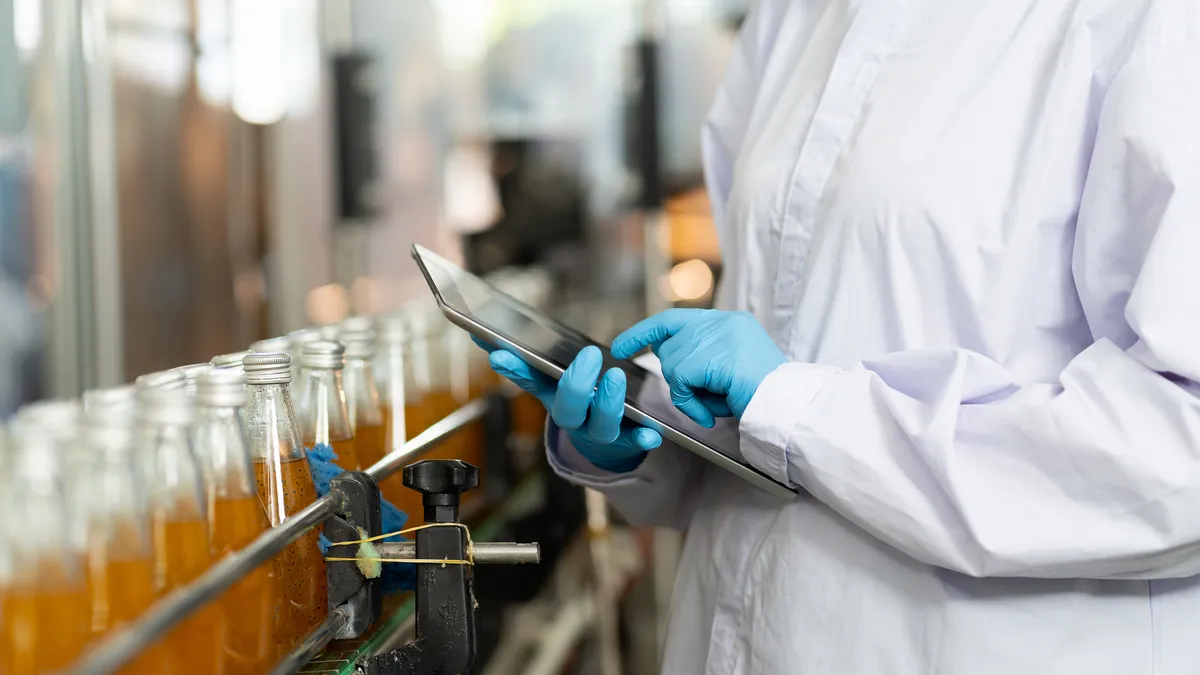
325,522,476,566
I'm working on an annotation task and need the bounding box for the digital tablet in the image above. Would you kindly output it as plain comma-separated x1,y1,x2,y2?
412,244,797,499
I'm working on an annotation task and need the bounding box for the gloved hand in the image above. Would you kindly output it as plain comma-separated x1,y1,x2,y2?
611,309,787,428
474,338,662,473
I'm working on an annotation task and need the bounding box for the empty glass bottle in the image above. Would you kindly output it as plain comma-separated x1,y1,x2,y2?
1,419,92,675
193,369,275,675
137,387,224,675
243,352,328,656
296,341,358,471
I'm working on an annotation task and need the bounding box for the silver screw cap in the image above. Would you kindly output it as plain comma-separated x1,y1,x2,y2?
300,340,346,370
195,368,247,408
243,352,292,385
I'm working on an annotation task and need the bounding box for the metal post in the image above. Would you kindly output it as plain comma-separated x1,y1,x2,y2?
373,541,541,565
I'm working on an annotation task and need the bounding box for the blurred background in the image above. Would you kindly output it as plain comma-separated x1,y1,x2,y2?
0,0,741,409
1,0,746,673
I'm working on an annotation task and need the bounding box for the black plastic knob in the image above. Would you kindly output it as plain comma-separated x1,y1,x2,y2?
403,460,480,517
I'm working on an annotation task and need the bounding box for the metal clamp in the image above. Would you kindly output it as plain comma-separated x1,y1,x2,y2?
325,471,385,639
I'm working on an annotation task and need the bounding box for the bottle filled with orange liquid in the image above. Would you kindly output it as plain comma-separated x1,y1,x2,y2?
375,315,414,503
1,418,93,675
137,387,225,675
296,341,359,471
243,352,328,657
192,369,275,675
340,318,386,472
0,424,11,672
79,386,163,675
377,307,486,525
15,400,90,562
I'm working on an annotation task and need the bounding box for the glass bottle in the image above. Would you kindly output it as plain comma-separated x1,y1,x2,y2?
286,329,322,393
1,419,92,674
192,369,275,675
80,387,163,675
0,424,10,675
380,308,480,525
250,336,290,355
210,350,252,373
15,400,89,558
340,319,386,472
243,352,328,656
171,364,213,399
135,369,188,392
137,387,224,675
374,316,412,503
296,341,358,470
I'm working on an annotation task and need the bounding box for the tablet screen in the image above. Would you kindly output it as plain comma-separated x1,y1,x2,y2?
416,246,654,397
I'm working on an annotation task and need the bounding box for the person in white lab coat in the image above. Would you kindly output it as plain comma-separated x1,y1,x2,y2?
475,0,1200,672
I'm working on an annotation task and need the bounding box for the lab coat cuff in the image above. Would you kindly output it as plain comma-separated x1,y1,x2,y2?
544,421,659,487
739,362,844,486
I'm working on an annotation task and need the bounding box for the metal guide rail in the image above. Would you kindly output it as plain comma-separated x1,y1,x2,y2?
70,397,541,675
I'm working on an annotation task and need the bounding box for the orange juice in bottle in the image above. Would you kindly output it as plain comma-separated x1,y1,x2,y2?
2,418,92,674
244,352,328,656
80,386,164,675
381,308,484,525
137,387,224,675
340,318,387,472
377,312,441,511
193,369,275,675
445,324,487,482
296,341,358,471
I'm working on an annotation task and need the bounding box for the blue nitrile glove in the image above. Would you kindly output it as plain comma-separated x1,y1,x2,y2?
309,444,414,593
611,309,787,428
473,337,662,473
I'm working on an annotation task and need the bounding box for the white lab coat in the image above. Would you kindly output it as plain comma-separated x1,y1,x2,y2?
549,0,1200,673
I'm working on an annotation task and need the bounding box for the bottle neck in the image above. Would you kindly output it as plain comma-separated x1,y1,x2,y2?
297,368,351,446
245,381,305,461
343,357,383,427
192,404,256,500
137,420,207,521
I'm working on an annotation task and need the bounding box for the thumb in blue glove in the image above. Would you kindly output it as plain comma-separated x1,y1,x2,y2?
473,337,661,473
610,309,786,428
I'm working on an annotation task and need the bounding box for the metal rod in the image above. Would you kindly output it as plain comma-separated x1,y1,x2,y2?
71,400,486,675
267,609,349,675
374,541,541,565
365,397,488,482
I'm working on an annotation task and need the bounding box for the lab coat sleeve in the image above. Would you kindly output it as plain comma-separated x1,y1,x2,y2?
740,8,1200,580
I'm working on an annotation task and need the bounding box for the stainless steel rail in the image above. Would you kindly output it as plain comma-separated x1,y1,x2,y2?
71,399,490,675
374,541,541,565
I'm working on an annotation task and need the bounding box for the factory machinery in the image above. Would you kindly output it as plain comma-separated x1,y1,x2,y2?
1,270,640,675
